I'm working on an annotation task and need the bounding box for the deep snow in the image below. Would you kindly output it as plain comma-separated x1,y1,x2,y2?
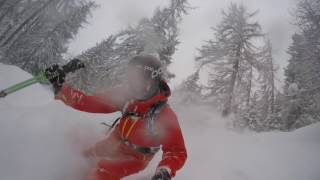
0,63,319,180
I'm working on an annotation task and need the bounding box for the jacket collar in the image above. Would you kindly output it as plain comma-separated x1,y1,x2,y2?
123,80,170,116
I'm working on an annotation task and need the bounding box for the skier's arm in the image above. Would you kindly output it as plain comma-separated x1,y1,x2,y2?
55,84,121,113
157,107,187,177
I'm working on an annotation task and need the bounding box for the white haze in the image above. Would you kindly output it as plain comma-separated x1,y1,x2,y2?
67,0,295,89
1,64,320,180
0,1,317,180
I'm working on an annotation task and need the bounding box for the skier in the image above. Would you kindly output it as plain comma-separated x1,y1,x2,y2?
45,55,187,180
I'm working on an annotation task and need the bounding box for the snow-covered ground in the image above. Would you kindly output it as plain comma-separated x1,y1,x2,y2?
0,63,319,180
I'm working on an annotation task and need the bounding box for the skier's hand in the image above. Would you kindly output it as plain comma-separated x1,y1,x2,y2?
151,168,171,180
44,64,66,94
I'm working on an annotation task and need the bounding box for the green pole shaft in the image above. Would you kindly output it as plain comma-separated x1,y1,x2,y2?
0,59,85,98
0,73,48,98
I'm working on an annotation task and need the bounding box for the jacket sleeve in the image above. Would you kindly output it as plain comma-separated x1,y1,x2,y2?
157,106,187,177
55,84,123,113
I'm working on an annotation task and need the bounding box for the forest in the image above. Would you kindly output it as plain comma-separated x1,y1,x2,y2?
0,0,319,133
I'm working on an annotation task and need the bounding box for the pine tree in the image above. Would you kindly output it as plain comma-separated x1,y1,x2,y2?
196,3,263,116
0,0,96,74
0,0,59,48
176,70,204,103
234,39,281,132
258,40,277,115
283,0,320,130
69,0,190,93
180,70,201,93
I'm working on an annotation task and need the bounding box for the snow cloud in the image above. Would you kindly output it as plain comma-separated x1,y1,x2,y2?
1,64,320,180
67,0,294,88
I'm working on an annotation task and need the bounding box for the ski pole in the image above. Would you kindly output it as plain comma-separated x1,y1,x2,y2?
0,73,47,98
0,60,85,98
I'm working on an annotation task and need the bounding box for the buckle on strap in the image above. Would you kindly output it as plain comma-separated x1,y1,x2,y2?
123,140,160,155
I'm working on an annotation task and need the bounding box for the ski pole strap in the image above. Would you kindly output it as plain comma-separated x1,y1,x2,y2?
102,117,121,136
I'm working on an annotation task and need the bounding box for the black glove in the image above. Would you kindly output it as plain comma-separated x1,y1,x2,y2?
45,59,84,94
151,169,171,180
44,64,66,94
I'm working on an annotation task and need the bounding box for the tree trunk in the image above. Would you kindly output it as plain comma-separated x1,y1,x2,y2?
247,65,253,106
0,24,12,42
7,15,41,50
223,44,241,116
0,0,57,48
21,47,38,69
21,12,69,69
0,0,23,23
270,56,275,113
0,0,9,9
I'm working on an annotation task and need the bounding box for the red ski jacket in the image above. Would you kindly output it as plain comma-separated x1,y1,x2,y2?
55,81,187,177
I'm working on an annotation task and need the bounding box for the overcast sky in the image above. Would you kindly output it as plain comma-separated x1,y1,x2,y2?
67,0,296,89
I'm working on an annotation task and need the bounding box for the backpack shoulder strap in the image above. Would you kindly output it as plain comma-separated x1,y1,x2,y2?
146,100,168,138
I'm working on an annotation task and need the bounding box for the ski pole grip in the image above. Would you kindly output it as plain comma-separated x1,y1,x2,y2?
62,59,85,74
